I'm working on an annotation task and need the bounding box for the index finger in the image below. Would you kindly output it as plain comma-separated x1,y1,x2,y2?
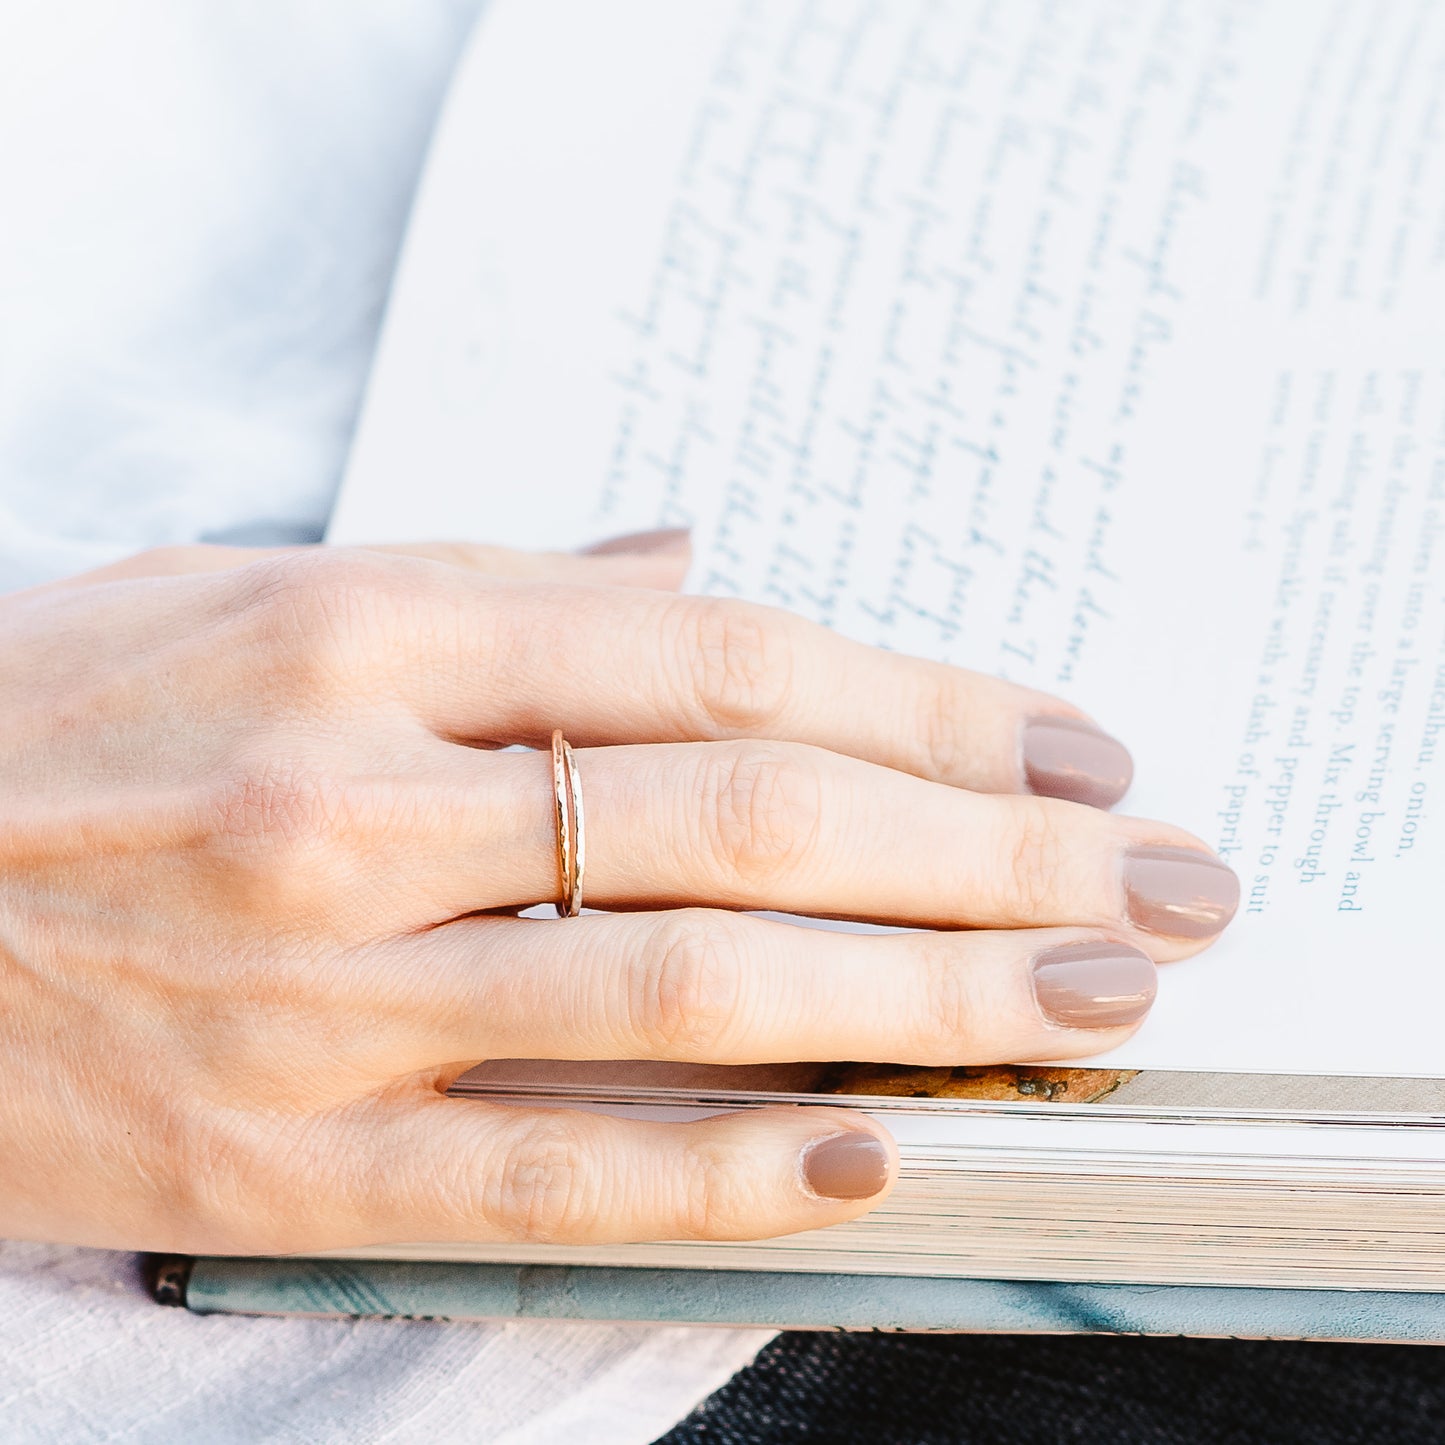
384,572,1134,806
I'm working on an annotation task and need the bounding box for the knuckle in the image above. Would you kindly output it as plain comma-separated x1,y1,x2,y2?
679,599,794,735
679,1139,737,1240
202,763,355,919
488,1116,595,1244
239,549,371,616
697,743,824,888
996,797,1073,922
918,674,975,782
208,762,347,848
146,1108,299,1254
911,937,980,1058
233,552,398,685
632,911,748,1056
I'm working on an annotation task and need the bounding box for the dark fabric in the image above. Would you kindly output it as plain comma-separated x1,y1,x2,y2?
654,1332,1445,1444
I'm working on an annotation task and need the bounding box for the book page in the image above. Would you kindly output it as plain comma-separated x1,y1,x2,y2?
332,0,1445,1075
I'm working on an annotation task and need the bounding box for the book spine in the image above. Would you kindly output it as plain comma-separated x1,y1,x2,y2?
158,1256,1445,1342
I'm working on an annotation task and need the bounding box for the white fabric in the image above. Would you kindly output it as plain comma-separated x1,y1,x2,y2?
0,4,767,1440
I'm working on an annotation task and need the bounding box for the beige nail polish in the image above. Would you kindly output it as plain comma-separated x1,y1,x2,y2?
1124,845,1241,939
579,527,691,557
1030,940,1158,1028
1023,716,1134,810
800,1132,891,1201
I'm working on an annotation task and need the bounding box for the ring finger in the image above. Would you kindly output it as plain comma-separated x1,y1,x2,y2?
420,741,1239,955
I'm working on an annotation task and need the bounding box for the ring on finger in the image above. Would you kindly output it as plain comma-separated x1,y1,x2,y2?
550,729,585,917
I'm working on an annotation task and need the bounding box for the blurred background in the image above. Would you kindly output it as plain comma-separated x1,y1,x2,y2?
0,0,482,588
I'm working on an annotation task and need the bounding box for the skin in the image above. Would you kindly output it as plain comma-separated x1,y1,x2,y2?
0,540,1231,1255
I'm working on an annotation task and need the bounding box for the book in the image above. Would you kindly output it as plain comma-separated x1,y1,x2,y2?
306,0,1445,1305
153,1255,1445,1342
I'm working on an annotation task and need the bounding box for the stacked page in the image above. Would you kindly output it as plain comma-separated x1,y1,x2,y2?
348,1097,1445,1286
315,1065,1445,1288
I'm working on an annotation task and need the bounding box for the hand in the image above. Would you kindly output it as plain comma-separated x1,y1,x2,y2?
0,534,1237,1254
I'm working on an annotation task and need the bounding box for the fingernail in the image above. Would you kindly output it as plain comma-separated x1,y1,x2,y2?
1030,940,1157,1029
800,1132,891,1201
1124,845,1240,939
1023,716,1134,809
579,527,691,557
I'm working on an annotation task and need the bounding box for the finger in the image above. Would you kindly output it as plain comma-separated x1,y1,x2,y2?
36,531,692,593
263,1096,897,1252
380,577,1132,806
364,913,1156,1073
429,743,1237,957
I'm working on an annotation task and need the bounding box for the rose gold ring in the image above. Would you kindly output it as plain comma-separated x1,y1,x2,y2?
550,729,584,917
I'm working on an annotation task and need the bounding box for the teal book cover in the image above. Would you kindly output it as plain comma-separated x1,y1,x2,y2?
154,1257,1445,1344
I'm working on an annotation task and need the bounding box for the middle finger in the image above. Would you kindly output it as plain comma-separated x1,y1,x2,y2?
333,565,1135,806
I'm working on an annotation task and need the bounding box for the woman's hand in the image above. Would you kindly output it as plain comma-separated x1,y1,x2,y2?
0,537,1237,1255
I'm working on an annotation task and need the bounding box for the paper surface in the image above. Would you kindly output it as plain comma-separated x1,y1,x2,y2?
333,0,1445,1075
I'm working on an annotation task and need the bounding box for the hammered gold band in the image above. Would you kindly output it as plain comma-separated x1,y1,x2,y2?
551,729,585,917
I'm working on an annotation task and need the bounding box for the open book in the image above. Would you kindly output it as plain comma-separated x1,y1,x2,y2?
317,0,1445,1295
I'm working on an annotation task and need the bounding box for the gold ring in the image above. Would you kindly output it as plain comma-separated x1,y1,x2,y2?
551,729,584,917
